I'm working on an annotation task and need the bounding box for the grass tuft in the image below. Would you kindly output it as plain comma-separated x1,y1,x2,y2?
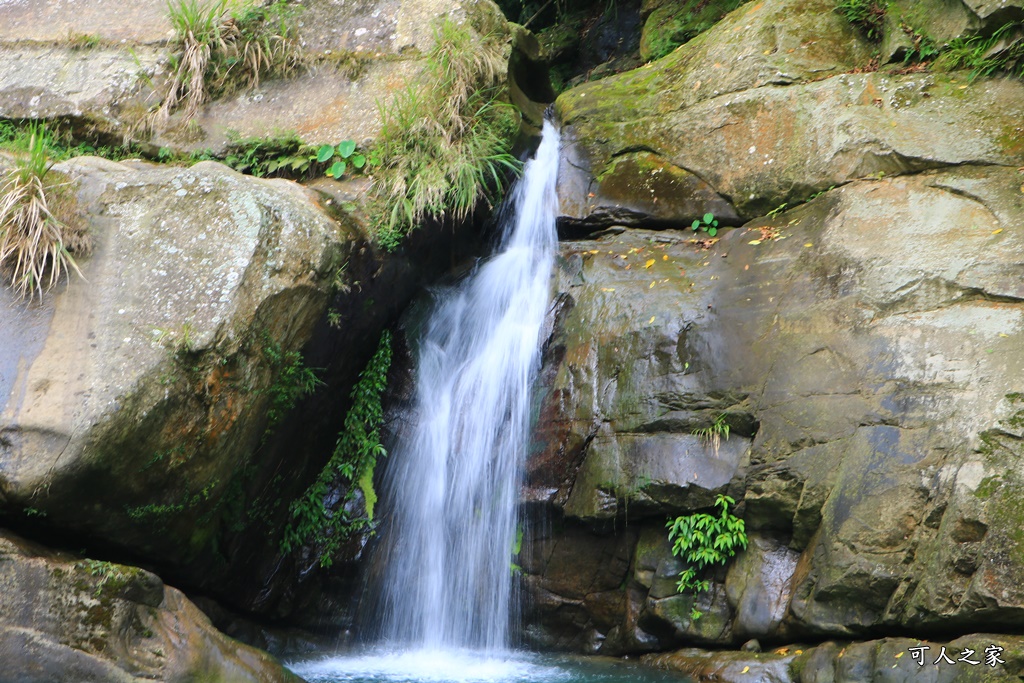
0,124,89,300
370,17,520,250
934,22,1024,80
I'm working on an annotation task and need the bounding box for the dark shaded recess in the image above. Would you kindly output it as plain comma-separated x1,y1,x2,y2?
496,0,644,92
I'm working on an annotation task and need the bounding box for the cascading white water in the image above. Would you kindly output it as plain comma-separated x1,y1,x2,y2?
374,120,561,652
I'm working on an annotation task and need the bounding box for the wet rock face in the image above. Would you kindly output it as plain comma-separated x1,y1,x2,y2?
0,529,300,683
525,164,1024,651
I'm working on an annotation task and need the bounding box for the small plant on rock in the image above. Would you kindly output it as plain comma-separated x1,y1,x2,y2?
316,139,367,179
693,413,730,456
0,124,88,300
691,212,719,237
667,494,747,620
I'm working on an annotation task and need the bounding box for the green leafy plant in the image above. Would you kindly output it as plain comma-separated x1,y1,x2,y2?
667,494,747,619
835,0,887,41
315,139,367,179
691,212,720,237
371,17,521,250
262,338,324,437
0,123,89,300
281,330,392,566
693,413,730,456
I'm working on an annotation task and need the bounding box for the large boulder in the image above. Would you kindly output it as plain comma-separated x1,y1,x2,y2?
0,154,363,618
0,529,300,683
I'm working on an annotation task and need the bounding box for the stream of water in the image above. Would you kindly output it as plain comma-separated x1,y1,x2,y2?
287,121,690,683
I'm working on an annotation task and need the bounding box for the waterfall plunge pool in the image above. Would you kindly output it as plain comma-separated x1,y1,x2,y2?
288,649,694,683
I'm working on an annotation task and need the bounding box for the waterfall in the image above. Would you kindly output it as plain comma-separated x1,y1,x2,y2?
374,120,561,652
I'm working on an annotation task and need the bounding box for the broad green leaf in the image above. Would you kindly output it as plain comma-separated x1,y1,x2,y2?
316,144,335,163
328,160,347,178
337,140,356,158
703,212,714,223
708,227,718,237
691,220,700,230
352,153,366,169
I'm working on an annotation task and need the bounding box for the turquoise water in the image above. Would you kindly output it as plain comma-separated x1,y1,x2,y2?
288,649,693,683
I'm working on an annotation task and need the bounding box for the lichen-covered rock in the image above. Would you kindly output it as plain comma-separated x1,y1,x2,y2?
558,70,1024,223
0,530,300,683
526,164,1024,651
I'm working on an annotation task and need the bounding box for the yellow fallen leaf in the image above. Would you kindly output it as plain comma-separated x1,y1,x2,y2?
763,49,772,55
648,316,656,324
663,254,669,261
589,249,600,254
804,242,813,247
748,239,762,245
895,652,903,659
649,281,656,288
1020,184,1024,193
958,85,968,89
776,648,789,655
999,332,1009,337
644,259,655,268
796,650,803,655
993,228,1003,235
601,287,616,292
741,667,750,674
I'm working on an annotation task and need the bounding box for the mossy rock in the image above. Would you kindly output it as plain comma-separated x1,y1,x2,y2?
639,0,749,61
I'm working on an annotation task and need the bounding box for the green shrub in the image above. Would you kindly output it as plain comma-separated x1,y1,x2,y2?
667,494,747,619
0,124,88,299
371,18,520,250
281,330,392,566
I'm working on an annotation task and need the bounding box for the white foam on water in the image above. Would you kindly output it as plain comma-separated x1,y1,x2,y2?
290,648,572,683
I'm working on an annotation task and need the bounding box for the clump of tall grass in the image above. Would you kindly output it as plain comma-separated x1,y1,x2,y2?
934,22,1024,80
152,0,301,132
371,18,520,250
0,125,88,300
